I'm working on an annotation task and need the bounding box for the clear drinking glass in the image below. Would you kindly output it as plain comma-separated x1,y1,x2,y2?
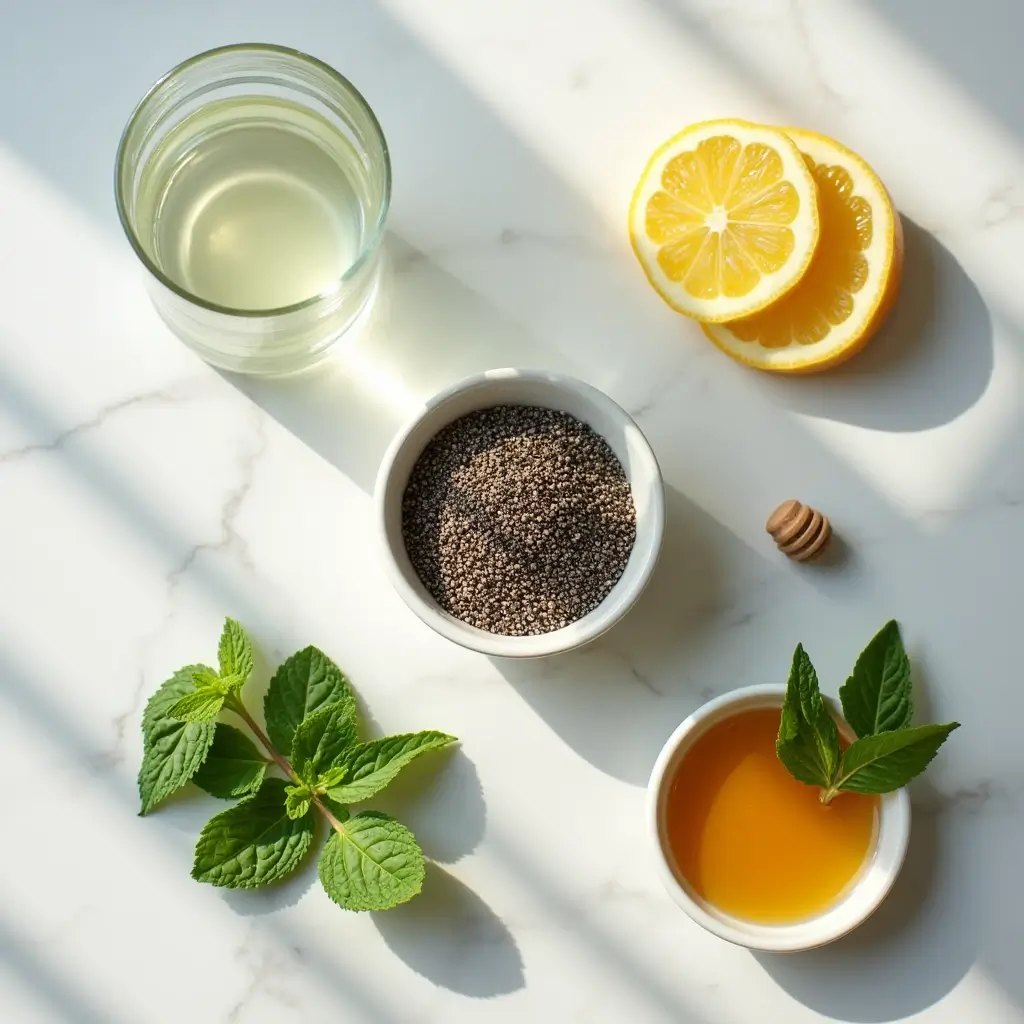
115,44,391,375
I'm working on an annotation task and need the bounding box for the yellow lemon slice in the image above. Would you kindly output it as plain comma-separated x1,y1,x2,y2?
629,119,820,322
702,128,903,373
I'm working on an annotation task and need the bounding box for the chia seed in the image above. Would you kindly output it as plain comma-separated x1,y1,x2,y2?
401,405,637,636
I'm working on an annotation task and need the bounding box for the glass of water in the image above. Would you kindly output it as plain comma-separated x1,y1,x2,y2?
115,44,391,375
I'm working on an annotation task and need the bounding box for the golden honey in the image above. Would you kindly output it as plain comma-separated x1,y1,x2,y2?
665,707,878,923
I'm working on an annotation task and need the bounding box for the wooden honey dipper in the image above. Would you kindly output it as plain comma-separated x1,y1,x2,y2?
766,500,832,562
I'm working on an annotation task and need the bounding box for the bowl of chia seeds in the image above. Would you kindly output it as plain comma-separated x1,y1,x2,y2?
374,368,665,657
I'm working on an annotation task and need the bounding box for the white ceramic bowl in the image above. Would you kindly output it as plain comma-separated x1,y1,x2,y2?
647,684,911,951
374,368,665,658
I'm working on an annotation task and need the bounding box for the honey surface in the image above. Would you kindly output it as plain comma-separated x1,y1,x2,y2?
665,707,878,923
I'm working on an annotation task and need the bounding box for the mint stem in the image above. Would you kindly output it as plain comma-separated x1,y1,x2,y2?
224,695,347,833
820,787,839,806
224,696,297,782
310,793,347,833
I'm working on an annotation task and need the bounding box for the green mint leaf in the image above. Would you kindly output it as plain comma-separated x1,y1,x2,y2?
777,704,831,787
776,644,840,788
318,811,425,911
284,784,313,821
264,646,354,755
189,667,222,691
290,701,358,782
167,689,225,723
193,724,269,799
141,664,213,737
189,666,244,698
138,666,217,815
192,778,315,889
325,731,458,804
315,765,348,792
218,618,254,682
836,722,960,795
839,620,914,738
216,673,247,697
288,798,312,820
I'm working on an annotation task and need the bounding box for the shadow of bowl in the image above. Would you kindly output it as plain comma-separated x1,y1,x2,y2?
225,235,572,495
753,807,974,1021
492,485,762,785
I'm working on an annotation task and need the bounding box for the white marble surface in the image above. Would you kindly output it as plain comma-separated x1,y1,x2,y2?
2,1,1023,1021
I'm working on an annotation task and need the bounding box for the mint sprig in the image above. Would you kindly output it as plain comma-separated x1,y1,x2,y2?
138,619,458,911
165,621,255,723
776,621,959,803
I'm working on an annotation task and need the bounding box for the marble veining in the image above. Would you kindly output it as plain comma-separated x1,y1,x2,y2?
0,385,200,465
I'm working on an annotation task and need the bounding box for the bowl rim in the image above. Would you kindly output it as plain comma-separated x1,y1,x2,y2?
646,683,912,951
372,368,666,658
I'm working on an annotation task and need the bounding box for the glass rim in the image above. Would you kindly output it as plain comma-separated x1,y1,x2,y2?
114,42,392,319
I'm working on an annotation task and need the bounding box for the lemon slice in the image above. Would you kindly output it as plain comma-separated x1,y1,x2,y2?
702,128,903,373
629,119,820,322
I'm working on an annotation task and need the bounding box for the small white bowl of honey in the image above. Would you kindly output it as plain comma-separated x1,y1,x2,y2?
647,684,911,951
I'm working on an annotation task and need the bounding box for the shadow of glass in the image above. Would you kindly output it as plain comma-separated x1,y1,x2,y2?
493,485,769,785
757,219,994,430
373,863,524,997
229,236,580,494
754,806,973,1022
